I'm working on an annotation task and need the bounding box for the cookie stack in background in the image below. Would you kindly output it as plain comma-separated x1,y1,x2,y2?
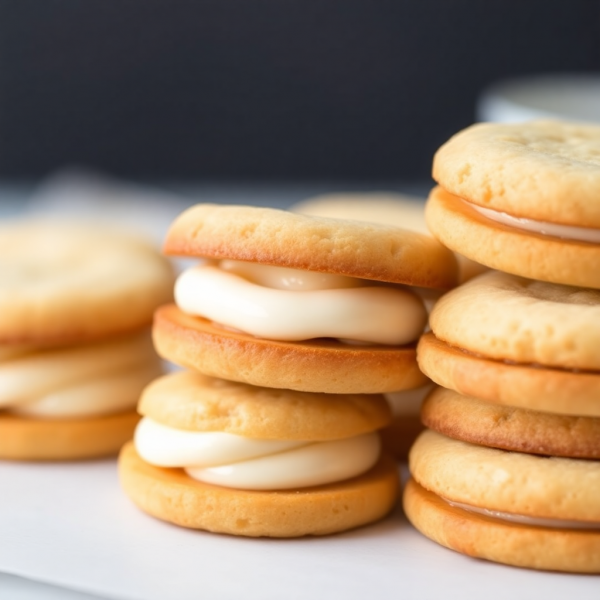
292,192,482,459
404,120,600,573
119,204,459,537
0,222,174,460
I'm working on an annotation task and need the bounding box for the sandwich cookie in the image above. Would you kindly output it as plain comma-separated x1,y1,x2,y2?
119,371,399,537
418,270,600,417
292,192,486,285
404,430,600,572
427,120,600,288
0,221,174,459
156,204,458,393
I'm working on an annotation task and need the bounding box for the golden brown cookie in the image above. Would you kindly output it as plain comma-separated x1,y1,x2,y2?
410,430,600,522
421,387,600,459
119,442,399,537
404,478,600,573
426,186,600,288
417,332,600,417
164,204,458,289
140,371,391,440
154,304,427,394
433,120,600,226
0,221,174,344
0,410,140,460
292,192,486,284
428,270,600,370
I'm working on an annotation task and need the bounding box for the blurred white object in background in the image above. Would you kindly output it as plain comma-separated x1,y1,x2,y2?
478,74,600,123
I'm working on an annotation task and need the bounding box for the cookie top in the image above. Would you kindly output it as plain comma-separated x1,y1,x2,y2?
429,270,600,370
410,430,600,521
433,120,600,226
164,204,458,289
0,221,174,344
421,387,600,459
139,371,391,440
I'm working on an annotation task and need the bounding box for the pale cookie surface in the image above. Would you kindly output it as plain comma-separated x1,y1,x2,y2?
410,430,600,522
154,304,427,394
433,120,600,226
164,204,458,289
0,221,174,344
429,270,600,369
140,371,391,440
422,388,600,459
426,187,600,288
293,192,486,284
0,410,139,460
404,479,600,573
418,333,600,417
119,442,399,537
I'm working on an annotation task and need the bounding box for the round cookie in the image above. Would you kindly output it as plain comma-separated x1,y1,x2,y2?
164,204,458,289
417,332,600,417
154,304,427,394
119,442,399,537
433,120,600,226
428,270,600,370
409,430,600,522
292,192,486,284
0,221,174,344
421,387,600,459
425,186,600,288
403,478,600,573
139,371,392,440
0,410,140,460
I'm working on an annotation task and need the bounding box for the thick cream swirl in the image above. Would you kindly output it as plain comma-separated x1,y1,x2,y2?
175,261,427,345
0,332,162,418
468,201,600,243
135,417,381,490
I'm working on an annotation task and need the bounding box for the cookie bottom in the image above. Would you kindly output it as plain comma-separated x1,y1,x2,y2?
426,186,600,289
403,478,600,573
380,415,424,461
0,410,140,460
154,304,426,394
119,442,399,537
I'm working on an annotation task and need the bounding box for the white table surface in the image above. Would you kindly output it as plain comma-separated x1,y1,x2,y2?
0,174,597,599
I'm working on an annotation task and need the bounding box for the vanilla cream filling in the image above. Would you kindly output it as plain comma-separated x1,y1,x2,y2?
175,261,427,345
385,384,433,417
135,417,381,490
445,498,600,530
467,201,600,243
0,333,161,418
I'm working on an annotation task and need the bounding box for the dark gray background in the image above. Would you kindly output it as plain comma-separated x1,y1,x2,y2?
0,0,599,181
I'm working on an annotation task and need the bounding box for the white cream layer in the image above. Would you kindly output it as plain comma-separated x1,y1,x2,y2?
135,417,380,490
467,201,600,243
445,498,600,530
175,261,427,345
0,333,161,418
385,384,433,417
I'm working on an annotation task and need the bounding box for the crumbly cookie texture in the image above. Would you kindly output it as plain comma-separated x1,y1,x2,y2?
0,221,174,344
139,371,391,440
164,204,458,289
425,187,600,288
417,333,600,417
429,270,600,369
153,304,427,394
0,410,140,460
119,442,399,538
421,388,600,459
433,120,600,226
409,430,600,521
403,479,600,573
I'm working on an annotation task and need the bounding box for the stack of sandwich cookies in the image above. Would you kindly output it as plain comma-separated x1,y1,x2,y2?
426,120,600,288
405,270,600,572
120,204,459,536
0,222,174,460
